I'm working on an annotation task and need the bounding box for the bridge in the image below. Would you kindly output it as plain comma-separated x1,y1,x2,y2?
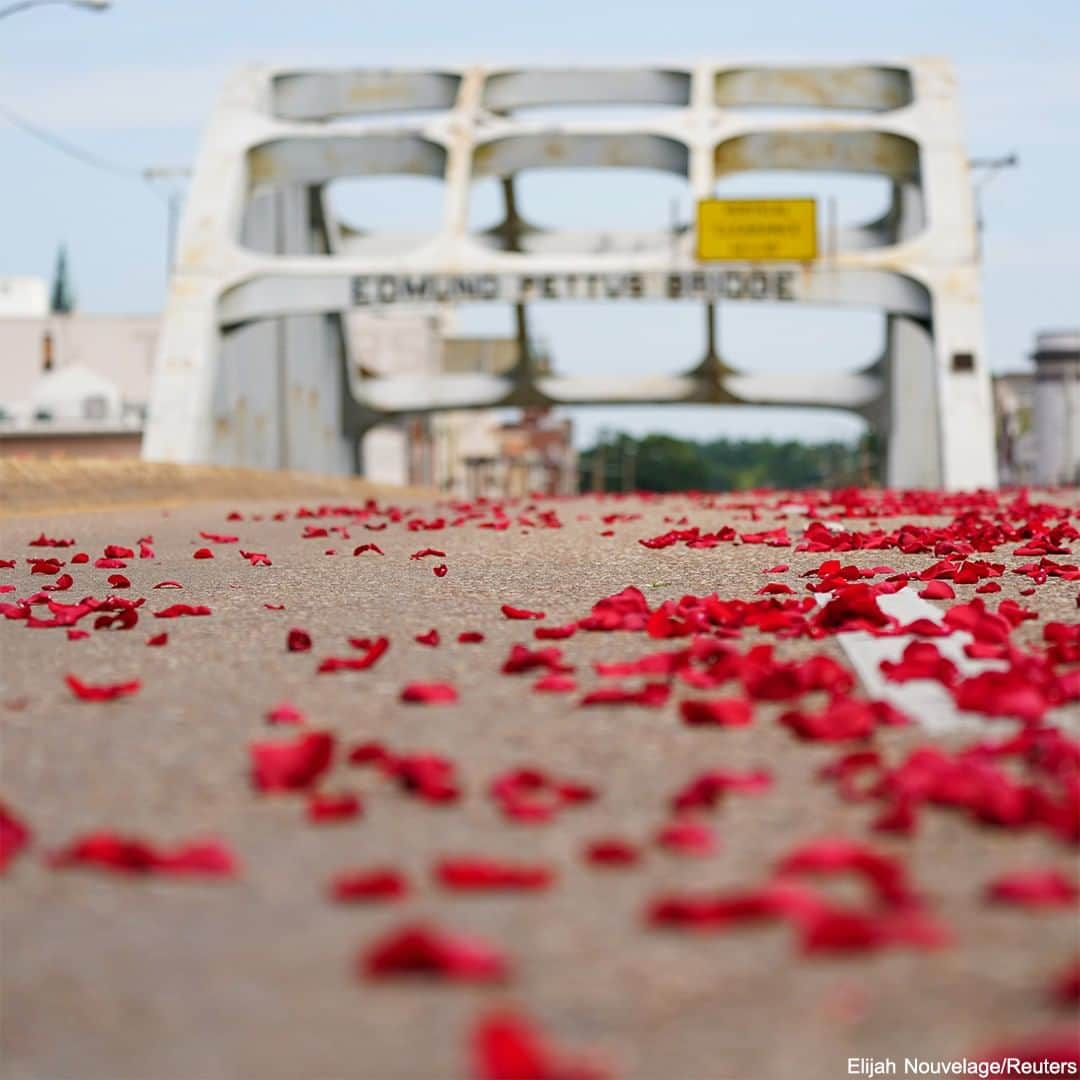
143,59,998,489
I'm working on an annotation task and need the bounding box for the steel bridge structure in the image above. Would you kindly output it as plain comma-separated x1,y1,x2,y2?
142,59,998,488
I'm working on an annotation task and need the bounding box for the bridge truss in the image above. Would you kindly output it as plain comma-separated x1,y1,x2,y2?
143,59,997,488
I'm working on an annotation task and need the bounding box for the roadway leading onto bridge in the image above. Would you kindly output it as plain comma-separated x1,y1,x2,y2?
1,487,1077,1079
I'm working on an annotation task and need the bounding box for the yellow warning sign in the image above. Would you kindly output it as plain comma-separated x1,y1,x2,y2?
696,198,817,262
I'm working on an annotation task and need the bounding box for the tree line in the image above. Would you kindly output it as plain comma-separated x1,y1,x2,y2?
577,432,875,492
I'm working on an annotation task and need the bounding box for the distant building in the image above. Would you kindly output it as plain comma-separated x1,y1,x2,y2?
1031,330,1080,485
0,299,157,458
0,276,575,489
994,329,1080,487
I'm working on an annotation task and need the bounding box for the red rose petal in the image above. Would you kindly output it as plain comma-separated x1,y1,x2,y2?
533,674,577,694
584,837,641,867
352,543,384,556
502,604,546,621
65,674,141,702
411,548,447,560
287,628,312,653
154,604,211,618
679,697,752,727
361,923,509,982
401,681,458,704
146,632,168,647
318,636,390,673
330,868,409,903
1050,960,1080,1005
471,1009,610,1080
433,564,449,577
415,629,441,647
918,580,956,600
49,832,237,877
776,837,921,909
307,791,363,823
192,548,214,560
657,819,718,855
383,751,461,803
251,731,334,792
266,700,305,724
986,869,1079,907
435,856,554,891
458,631,485,644
671,768,772,812
580,682,670,708
0,802,31,873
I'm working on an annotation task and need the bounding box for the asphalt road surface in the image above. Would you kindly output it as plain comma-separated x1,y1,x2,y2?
1,485,1077,1080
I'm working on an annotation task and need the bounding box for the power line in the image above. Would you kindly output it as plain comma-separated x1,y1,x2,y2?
0,99,143,181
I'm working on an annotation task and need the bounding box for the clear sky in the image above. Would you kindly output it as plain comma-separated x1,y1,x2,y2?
2,0,1078,447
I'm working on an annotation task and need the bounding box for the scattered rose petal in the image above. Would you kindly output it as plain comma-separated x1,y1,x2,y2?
435,856,554,891
266,701,305,725
584,837,641,867
330,868,409,903
679,697,752,727
502,604,546,621
65,674,140,702
0,802,31,873
251,731,334,792
471,1009,610,1080
154,604,211,618
307,791,363,823
361,923,509,982
657,819,718,855
401,681,458,704
986,869,1079,908
49,832,237,877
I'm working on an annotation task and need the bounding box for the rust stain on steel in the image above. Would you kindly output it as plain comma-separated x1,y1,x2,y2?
715,66,911,111
345,76,415,106
714,131,917,180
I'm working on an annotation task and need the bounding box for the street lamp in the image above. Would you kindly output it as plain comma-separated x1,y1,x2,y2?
0,0,109,19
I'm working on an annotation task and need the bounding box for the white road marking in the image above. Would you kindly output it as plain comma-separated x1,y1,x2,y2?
823,586,1004,736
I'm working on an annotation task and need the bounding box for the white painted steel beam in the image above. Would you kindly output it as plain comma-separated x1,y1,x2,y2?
144,59,997,488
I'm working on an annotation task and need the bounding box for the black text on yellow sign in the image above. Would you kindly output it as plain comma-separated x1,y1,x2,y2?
696,198,818,262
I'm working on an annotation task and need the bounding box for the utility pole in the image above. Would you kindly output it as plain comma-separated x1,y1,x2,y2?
143,167,191,281
969,153,1019,256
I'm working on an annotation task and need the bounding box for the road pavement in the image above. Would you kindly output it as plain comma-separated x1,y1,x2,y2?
1,483,1077,1080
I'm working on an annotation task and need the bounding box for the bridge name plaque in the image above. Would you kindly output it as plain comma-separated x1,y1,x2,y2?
350,269,799,307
